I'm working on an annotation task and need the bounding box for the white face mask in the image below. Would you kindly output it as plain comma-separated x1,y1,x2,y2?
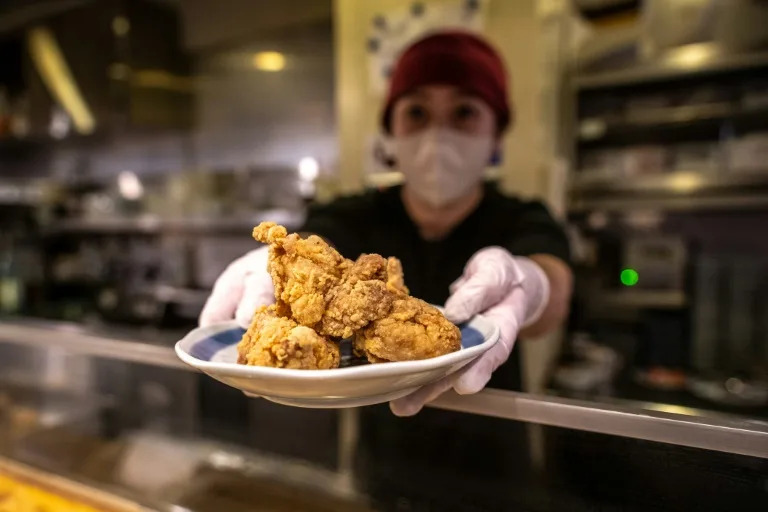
392,128,494,208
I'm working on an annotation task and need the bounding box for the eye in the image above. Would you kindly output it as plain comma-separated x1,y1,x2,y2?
406,104,428,122
454,103,478,121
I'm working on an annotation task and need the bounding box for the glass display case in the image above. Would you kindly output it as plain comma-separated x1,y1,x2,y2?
0,317,766,510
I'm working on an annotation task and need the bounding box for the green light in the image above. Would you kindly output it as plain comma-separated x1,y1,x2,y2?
620,268,639,287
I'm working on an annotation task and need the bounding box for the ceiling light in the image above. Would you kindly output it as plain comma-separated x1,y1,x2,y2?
252,52,285,72
28,26,96,134
666,43,717,70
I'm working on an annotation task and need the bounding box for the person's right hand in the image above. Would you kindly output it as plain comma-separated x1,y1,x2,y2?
198,246,274,328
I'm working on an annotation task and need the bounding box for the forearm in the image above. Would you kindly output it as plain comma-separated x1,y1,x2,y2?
519,254,573,338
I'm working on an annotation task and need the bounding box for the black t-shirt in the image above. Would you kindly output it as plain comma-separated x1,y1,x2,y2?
303,183,570,301
302,183,570,389
300,183,571,509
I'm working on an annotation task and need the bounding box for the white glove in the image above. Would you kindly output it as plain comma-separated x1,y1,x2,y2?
389,247,550,417
198,246,274,328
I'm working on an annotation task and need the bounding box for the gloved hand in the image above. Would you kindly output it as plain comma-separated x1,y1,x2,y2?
198,246,274,328
389,247,550,417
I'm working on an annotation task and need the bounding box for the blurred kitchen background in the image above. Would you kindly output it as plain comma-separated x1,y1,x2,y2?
1,0,767,511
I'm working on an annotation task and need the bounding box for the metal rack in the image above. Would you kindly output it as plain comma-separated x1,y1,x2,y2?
0,181,45,206
561,47,768,436
43,211,306,236
577,104,768,148
574,43,768,90
570,171,768,212
569,43,768,214
586,289,688,310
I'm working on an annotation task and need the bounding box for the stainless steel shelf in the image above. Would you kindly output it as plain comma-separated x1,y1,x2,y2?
575,44,768,90
1,318,768,459
572,171,768,193
570,171,768,212
589,289,687,309
572,194,768,213
44,210,305,235
0,182,45,206
577,103,768,144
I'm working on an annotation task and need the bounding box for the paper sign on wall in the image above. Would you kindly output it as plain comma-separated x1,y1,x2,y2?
367,0,488,96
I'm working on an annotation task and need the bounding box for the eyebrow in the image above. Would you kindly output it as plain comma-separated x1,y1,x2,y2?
454,90,483,101
403,90,428,99
402,90,480,101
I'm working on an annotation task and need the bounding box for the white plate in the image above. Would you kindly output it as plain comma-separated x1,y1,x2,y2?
175,313,500,408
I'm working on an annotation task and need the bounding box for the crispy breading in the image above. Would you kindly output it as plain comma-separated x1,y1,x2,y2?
238,305,339,369
252,222,346,327
319,254,394,338
354,296,461,363
386,256,409,295
244,222,460,367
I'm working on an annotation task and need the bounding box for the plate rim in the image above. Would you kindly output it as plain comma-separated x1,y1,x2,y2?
175,315,500,381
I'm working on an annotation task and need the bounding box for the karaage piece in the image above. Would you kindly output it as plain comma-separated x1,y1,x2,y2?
252,222,404,338
355,296,461,363
320,254,395,338
238,305,340,369
386,257,409,295
252,222,347,327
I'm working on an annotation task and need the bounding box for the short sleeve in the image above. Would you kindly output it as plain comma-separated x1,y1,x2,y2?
505,202,571,266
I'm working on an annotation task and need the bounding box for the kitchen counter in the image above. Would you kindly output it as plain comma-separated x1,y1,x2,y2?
0,316,766,460
549,378,768,421
1,317,767,511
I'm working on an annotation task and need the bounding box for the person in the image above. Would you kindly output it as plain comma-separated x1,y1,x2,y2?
200,31,572,510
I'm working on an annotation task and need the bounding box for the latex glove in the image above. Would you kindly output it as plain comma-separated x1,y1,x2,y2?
390,247,550,417
198,246,274,328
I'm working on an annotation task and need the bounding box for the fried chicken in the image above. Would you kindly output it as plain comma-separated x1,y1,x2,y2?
354,296,461,363
246,222,460,367
253,223,405,338
320,254,395,338
386,257,409,295
238,305,340,369
252,222,347,328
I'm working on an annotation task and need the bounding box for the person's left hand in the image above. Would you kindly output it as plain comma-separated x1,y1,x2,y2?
389,247,550,417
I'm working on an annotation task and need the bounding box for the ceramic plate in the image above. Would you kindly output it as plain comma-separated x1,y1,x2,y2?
175,313,500,408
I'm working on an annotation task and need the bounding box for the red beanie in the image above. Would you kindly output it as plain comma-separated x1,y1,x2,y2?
382,31,511,133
